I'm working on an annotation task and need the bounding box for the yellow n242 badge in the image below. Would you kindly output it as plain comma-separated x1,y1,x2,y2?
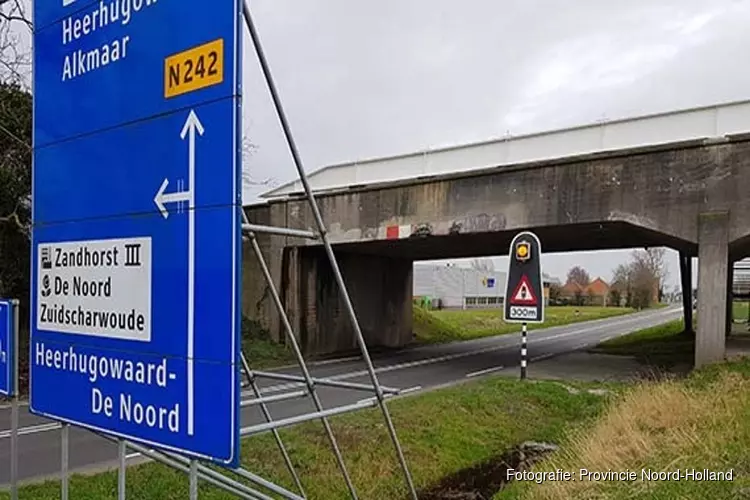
164,39,224,99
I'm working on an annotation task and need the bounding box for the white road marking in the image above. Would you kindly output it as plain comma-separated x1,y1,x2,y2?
466,366,505,378
0,401,29,410
0,422,61,439
530,352,557,362
355,385,421,405
256,354,363,372
309,355,363,367
258,308,681,395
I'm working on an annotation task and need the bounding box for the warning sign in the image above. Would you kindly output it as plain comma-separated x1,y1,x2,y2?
510,276,537,305
503,231,544,324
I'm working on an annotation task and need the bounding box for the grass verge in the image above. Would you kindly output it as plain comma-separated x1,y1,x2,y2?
244,305,638,368
414,306,636,344
497,358,750,500
5,378,614,500
590,319,694,369
241,315,297,369
733,300,750,323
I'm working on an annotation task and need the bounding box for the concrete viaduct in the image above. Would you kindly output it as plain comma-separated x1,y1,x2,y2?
243,100,750,368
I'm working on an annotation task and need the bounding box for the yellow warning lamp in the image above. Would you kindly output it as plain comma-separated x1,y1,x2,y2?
515,240,531,262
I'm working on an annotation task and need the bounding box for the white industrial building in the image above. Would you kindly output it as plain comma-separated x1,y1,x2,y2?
413,263,507,309
734,259,750,297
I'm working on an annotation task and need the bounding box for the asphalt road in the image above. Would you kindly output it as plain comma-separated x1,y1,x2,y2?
0,306,682,486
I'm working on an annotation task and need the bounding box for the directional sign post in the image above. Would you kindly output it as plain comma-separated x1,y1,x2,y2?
0,299,17,398
0,299,19,498
503,232,544,380
31,0,242,465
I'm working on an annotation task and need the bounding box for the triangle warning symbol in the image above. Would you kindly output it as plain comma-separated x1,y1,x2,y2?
510,275,537,305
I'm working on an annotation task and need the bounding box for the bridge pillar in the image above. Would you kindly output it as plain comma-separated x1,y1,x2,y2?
679,252,693,335
297,249,414,355
695,212,729,368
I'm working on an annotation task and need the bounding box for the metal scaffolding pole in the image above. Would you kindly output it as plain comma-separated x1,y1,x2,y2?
240,351,306,497
97,434,272,500
158,444,304,500
245,228,359,498
241,388,309,407
241,399,379,436
241,3,418,498
251,370,402,394
242,223,318,240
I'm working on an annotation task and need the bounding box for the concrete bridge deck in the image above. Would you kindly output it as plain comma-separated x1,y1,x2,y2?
264,98,750,199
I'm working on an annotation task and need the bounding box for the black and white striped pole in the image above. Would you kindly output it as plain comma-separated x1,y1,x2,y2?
521,322,527,380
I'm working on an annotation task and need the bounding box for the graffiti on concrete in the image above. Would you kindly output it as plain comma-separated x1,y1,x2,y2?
450,213,506,234
411,223,433,237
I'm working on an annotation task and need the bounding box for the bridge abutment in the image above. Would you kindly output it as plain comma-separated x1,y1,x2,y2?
295,249,414,354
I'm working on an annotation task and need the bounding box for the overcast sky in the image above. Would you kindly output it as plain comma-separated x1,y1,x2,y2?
240,0,749,287
9,0,750,287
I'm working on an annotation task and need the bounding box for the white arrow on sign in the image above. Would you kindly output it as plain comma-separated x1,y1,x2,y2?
153,179,189,219
153,109,203,436
153,110,204,219
0,340,5,364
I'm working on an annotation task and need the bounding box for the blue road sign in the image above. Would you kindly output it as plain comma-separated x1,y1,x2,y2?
0,300,16,397
31,0,242,465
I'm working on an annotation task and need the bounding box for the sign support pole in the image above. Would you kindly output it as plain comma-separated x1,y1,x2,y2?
9,299,19,500
10,395,17,500
62,424,70,500
521,322,527,380
118,440,126,500
189,460,198,500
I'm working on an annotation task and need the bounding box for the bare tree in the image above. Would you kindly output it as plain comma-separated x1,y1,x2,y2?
611,263,632,287
240,135,279,192
669,284,681,303
566,266,591,287
0,0,32,237
611,248,668,309
642,247,668,295
0,0,32,86
610,263,633,307
629,256,656,309
470,258,495,272
631,247,668,302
